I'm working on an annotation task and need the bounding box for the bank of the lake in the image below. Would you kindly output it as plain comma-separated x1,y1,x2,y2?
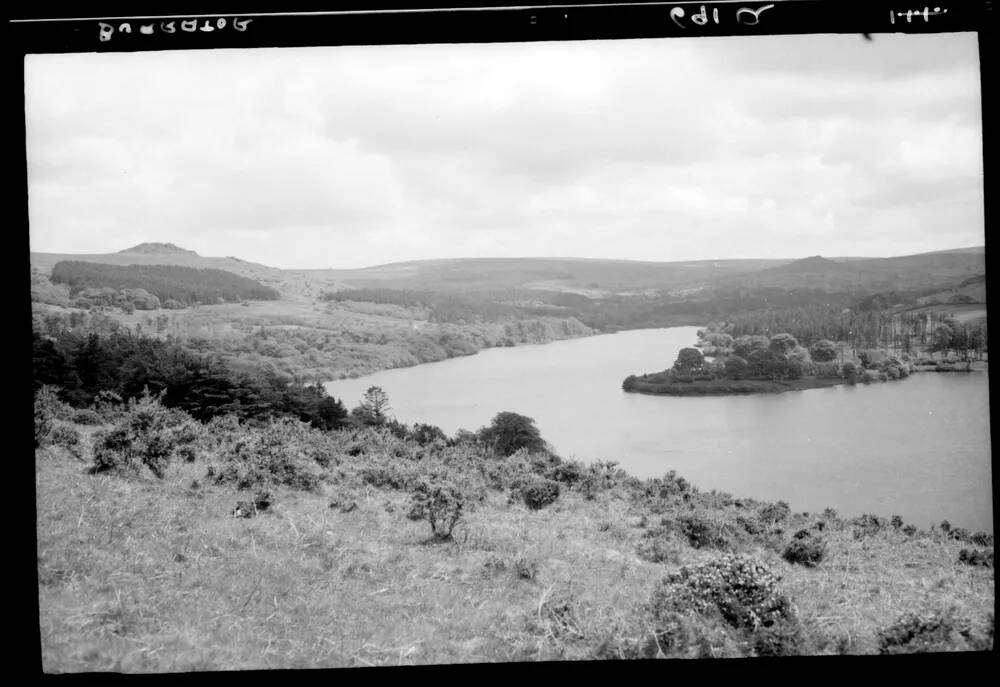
327,326,993,532
623,375,846,396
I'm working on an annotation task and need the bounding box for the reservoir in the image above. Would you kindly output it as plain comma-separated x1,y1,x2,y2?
326,326,993,532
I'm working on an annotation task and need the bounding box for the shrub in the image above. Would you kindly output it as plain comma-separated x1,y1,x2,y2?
782,535,827,567
940,520,952,533
970,532,994,547
948,527,972,543
751,617,812,656
91,392,190,478
813,361,842,379
409,422,448,446
408,477,468,541
213,418,326,491
841,361,858,382
737,515,767,537
513,557,539,580
758,501,791,525
34,386,66,447
877,609,970,654
957,548,994,568
49,425,82,457
649,554,796,632
891,515,904,530
547,460,584,485
902,524,918,537
360,462,416,491
518,476,561,510
675,513,735,550
71,408,104,425
852,513,884,539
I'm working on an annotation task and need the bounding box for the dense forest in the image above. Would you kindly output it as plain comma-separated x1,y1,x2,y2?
32,329,347,430
51,261,281,307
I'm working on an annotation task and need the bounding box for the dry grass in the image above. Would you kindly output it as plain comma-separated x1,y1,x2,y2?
36,435,994,672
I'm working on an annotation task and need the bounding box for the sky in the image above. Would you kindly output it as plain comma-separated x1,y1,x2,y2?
25,32,984,269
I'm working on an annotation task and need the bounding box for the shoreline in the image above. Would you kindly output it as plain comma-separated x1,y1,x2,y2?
623,375,847,396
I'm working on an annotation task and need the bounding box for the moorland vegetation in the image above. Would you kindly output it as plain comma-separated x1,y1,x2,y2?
32,330,995,668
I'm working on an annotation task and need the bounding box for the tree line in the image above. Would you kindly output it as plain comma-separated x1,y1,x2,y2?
51,261,281,307
32,329,347,430
716,304,987,358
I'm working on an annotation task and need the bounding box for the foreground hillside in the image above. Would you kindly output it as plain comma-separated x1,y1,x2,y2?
35,396,994,671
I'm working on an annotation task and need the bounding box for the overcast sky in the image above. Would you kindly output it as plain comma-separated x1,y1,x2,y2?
25,32,983,269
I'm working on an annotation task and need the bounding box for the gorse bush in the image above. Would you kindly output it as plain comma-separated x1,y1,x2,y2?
49,424,83,458
782,534,827,567
675,513,735,550
970,532,994,547
212,417,326,491
91,391,195,478
517,476,561,510
853,513,884,539
877,609,971,654
649,554,796,632
408,476,468,540
546,460,585,485
758,501,791,525
958,548,994,568
751,616,814,657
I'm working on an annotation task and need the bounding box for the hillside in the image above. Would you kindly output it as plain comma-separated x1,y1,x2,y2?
295,257,791,294
29,244,986,381
714,251,984,295
51,261,281,306
34,393,995,670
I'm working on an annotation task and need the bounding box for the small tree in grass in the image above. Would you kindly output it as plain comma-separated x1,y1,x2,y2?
409,477,468,541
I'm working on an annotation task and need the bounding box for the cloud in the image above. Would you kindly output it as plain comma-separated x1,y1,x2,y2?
24,33,983,268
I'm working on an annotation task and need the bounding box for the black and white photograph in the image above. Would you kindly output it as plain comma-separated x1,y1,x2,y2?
22,2,993,671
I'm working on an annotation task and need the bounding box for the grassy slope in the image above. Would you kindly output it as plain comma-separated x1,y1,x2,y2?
37,430,994,671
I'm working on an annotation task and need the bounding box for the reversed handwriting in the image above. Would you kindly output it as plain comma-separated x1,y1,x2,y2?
735,4,776,25
668,3,774,30
97,17,251,42
889,6,949,24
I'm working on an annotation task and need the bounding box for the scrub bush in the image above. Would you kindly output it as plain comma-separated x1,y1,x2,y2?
91,392,193,478
517,476,561,510
409,476,468,540
649,554,796,632
877,609,970,654
958,548,994,568
782,535,827,567
212,417,325,491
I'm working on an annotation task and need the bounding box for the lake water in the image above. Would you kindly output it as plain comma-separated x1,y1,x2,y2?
326,327,993,532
